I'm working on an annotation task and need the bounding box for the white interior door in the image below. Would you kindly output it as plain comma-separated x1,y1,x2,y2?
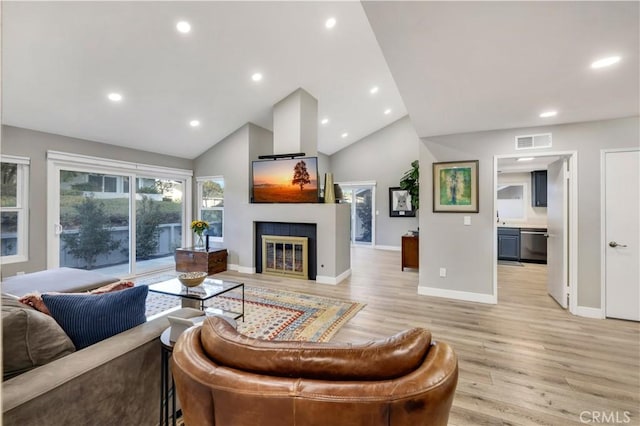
547,158,568,308
604,150,640,321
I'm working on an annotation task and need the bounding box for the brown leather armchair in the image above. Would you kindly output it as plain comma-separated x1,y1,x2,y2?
172,316,458,426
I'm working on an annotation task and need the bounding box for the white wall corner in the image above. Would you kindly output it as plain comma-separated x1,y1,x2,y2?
417,285,497,304
316,268,352,285
574,305,605,319
374,245,401,251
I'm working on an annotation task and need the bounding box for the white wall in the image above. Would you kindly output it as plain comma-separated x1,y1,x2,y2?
497,172,547,226
329,116,420,248
419,116,640,309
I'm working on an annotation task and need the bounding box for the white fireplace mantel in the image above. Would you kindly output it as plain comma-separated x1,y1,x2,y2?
227,203,351,285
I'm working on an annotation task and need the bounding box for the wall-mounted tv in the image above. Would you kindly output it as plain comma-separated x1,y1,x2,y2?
252,157,319,203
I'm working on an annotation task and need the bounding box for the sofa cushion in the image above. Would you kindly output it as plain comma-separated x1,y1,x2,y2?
42,285,148,349
2,294,75,380
1,267,120,297
200,316,432,380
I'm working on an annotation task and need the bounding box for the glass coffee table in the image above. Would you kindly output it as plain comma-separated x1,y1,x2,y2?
148,277,244,321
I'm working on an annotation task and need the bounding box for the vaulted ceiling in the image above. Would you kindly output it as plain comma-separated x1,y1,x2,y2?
3,2,638,159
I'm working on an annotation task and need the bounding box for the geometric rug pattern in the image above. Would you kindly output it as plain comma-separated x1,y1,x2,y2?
136,274,365,342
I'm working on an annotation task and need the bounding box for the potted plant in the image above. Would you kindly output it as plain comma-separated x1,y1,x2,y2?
399,160,419,211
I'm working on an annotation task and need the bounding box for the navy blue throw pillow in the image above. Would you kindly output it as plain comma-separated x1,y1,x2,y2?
42,285,148,350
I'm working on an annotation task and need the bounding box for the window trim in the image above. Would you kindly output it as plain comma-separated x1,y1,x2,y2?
197,176,224,243
1,155,30,264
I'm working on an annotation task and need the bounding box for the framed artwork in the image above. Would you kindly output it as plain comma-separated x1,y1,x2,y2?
389,187,416,217
433,160,479,213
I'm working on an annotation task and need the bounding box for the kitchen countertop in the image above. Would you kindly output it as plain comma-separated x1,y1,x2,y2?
498,223,547,230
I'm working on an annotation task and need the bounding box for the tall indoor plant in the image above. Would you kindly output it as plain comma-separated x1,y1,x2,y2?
399,160,419,211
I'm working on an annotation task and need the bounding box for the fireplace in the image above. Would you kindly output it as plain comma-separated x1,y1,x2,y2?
262,235,308,279
255,222,317,280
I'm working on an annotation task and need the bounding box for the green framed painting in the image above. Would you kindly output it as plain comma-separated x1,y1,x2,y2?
433,160,479,213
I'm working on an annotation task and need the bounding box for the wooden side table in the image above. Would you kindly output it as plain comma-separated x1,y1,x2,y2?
175,246,227,275
401,235,419,270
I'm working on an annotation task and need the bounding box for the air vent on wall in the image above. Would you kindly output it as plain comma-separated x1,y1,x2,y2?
515,133,552,150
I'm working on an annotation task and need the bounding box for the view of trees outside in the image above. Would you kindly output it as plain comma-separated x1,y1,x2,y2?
355,189,373,243
342,187,373,244
1,163,18,256
200,179,224,238
59,171,183,271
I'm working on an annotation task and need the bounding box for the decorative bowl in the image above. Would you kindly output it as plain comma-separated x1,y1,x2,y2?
178,271,207,287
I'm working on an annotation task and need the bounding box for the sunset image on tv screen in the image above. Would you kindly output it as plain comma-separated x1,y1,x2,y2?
252,158,318,203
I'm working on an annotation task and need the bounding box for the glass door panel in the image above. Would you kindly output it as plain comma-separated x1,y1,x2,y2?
135,177,184,275
340,185,374,246
59,170,130,275
354,188,373,244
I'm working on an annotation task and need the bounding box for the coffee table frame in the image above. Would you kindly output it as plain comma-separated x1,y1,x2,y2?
148,278,244,321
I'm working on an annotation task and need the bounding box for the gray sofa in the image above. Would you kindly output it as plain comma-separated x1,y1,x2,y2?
2,267,201,425
3,307,202,425
1,267,119,297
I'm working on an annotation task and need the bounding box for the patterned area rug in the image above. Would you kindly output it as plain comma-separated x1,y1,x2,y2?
135,274,365,342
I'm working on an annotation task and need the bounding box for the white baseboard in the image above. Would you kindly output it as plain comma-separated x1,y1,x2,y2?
574,305,604,319
374,245,401,251
418,285,497,304
316,268,352,285
228,264,256,274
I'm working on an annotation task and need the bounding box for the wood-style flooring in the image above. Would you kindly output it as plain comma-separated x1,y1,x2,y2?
213,247,640,426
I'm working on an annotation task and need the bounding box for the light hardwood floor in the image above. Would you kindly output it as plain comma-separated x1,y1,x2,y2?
213,247,640,426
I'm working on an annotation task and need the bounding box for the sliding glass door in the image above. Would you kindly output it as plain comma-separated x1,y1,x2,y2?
49,152,192,277
59,170,131,275
135,177,184,275
340,183,376,246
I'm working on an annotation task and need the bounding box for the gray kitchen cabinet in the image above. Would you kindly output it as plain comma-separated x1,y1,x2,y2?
498,227,520,261
531,170,547,207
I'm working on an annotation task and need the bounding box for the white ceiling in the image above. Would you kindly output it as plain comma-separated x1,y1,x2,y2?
2,1,406,158
362,1,639,138
3,2,638,160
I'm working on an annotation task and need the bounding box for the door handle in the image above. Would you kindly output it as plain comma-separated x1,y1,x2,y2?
54,224,63,235
609,241,628,248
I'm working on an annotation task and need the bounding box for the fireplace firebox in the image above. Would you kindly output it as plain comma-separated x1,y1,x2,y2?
261,235,308,279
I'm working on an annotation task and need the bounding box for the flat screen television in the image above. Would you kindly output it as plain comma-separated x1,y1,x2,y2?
252,157,319,203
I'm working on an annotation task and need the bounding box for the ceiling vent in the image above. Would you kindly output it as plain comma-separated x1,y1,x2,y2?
515,133,552,150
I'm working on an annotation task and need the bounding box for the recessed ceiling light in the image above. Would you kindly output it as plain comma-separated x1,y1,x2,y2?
370,86,379,94
325,17,336,29
321,118,329,125
384,108,392,115
539,111,557,118
341,132,348,138
591,56,621,69
176,21,191,34
251,72,263,82
517,157,534,162
189,120,200,127
107,93,122,102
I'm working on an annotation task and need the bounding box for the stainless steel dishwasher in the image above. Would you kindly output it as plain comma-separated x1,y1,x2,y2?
520,228,548,263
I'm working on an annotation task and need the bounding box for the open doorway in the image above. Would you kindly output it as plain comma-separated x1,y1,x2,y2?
493,152,578,313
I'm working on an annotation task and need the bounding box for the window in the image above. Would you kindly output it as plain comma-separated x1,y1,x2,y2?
48,150,192,276
497,183,526,221
197,177,224,242
1,155,30,264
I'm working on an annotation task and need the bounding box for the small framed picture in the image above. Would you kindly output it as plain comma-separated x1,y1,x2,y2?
433,160,479,213
389,187,415,217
